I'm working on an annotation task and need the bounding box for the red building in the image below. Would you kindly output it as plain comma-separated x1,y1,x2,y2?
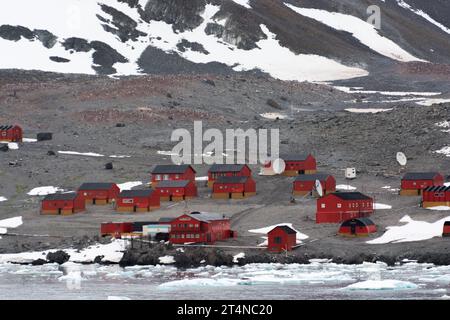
116,189,160,212
0,125,23,142
443,222,450,237
422,185,450,208
151,165,196,186
169,212,232,244
316,192,374,224
100,222,133,238
338,218,377,237
41,192,86,215
400,172,444,196
212,176,256,199
78,183,120,205
280,154,317,176
293,173,336,197
207,164,252,187
155,180,198,201
267,226,297,252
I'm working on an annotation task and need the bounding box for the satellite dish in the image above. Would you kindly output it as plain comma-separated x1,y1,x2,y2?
315,179,323,197
396,152,407,166
272,158,286,174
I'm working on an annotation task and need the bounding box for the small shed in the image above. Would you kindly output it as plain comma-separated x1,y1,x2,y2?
293,173,336,197
207,164,252,187
267,226,297,252
0,125,23,142
400,172,444,196
41,192,86,215
212,176,256,199
155,180,198,201
78,183,120,205
151,164,196,186
443,222,450,237
338,218,377,237
280,153,317,176
116,189,160,212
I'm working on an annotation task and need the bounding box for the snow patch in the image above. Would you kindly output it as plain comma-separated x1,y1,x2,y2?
117,181,143,191
426,206,450,211
336,184,357,191
434,146,450,157
7,143,19,150
23,138,37,143
345,108,393,114
27,186,64,196
233,252,245,263
374,203,392,210
158,256,175,265
367,215,450,244
108,296,131,300
416,99,450,106
0,197,7,202
260,113,288,120
231,0,251,9
58,151,105,157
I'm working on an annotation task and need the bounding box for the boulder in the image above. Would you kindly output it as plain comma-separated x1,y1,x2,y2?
46,250,70,264
0,144,9,152
105,162,113,170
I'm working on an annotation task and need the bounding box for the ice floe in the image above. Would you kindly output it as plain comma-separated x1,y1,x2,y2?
345,279,418,290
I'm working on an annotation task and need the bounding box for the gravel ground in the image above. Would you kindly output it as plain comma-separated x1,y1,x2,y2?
0,70,449,260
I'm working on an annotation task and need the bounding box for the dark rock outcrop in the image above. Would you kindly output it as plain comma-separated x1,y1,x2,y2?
46,250,70,265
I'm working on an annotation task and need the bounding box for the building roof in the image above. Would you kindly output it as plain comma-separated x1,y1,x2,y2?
341,218,375,227
402,172,441,181
214,176,249,184
78,183,117,190
0,125,18,130
269,225,297,235
155,180,190,188
424,185,450,192
331,192,372,201
43,192,78,201
159,217,174,223
152,164,195,174
294,173,332,182
119,189,155,198
185,212,228,222
280,153,311,162
209,164,247,173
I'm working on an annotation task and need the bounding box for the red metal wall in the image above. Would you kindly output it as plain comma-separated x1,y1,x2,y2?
402,175,444,190
267,228,296,252
78,184,120,201
208,166,252,182
293,176,336,193
0,126,23,142
117,193,160,209
169,214,231,244
316,194,374,224
152,167,196,184
285,155,317,172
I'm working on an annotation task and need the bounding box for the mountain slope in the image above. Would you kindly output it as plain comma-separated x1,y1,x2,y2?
0,0,449,81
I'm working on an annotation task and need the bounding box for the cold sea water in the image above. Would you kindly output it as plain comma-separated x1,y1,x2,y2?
0,260,449,300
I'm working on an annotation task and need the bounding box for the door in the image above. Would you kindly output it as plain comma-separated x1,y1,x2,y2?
206,233,211,243
58,208,62,215
93,198,96,205
229,193,232,199
350,223,356,235
299,170,305,174
133,205,137,212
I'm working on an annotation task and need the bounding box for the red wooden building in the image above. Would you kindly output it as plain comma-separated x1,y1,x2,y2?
100,222,133,238
41,192,86,215
169,212,232,244
422,185,450,208
207,164,252,187
400,172,444,196
293,173,336,197
78,183,120,205
338,218,377,237
280,153,317,176
151,165,196,186
0,125,23,142
267,226,297,252
443,222,450,237
155,180,197,201
316,192,374,224
116,189,160,212
212,176,256,199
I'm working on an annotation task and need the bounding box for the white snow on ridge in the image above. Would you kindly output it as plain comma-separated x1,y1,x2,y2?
434,146,450,157
285,3,426,62
416,99,450,106
367,215,450,244
27,186,64,196
231,0,251,9
396,0,450,35
0,197,7,202
0,1,368,81
333,86,441,97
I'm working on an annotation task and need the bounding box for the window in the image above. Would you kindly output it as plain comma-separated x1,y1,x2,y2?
156,174,161,181
189,224,193,228
195,224,199,228
195,234,200,239
337,203,342,208
274,237,282,244
175,174,180,179
321,204,326,209
163,174,169,180
181,234,185,238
